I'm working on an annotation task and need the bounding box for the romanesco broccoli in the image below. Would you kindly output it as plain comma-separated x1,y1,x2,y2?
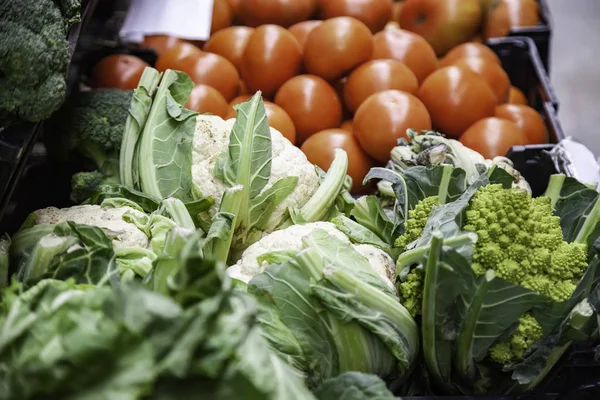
489,313,543,364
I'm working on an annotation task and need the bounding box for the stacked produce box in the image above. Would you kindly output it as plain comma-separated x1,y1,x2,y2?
1,0,599,399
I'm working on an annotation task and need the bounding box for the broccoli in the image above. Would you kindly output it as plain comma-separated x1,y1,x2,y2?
47,89,133,202
0,0,80,122
463,184,588,302
70,171,119,203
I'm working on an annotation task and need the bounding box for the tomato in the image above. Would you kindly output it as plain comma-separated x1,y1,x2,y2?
274,75,343,144
227,0,241,15
469,34,483,43
343,60,418,113
142,35,181,56
90,54,150,90
503,0,540,27
241,25,303,98
178,52,239,101
203,27,254,70
418,66,496,138
302,129,375,193
155,42,202,72
495,104,546,144
353,90,431,162
452,57,510,103
484,0,511,38
371,27,438,84
237,80,250,96
318,0,394,33
229,95,253,106
228,100,297,143
238,0,317,27
508,86,528,105
304,17,373,82
288,20,323,51
460,117,528,158
211,0,233,34
185,85,230,118
340,120,354,132
439,42,501,67
391,1,404,23
399,0,482,56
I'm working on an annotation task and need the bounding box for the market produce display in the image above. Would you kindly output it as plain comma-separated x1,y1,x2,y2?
82,0,551,197
2,1,592,399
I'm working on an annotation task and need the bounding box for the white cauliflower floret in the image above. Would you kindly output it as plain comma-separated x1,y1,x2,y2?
33,205,150,249
227,222,396,290
191,115,320,225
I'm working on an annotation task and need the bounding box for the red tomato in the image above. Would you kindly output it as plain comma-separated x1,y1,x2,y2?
418,66,496,138
503,0,540,27
211,0,233,33
90,54,150,90
452,56,511,103
178,52,240,101
371,27,438,84
288,20,323,51
228,100,297,143
391,1,404,23
142,35,181,56
508,86,528,105
304,17,373,81
344,60,418,113
274,75,343,143
301,129,375,193
227,0,241,15
318,0,394,33
203,26,254,70
241,25,303,98
340,120,354,132
399,0,482,56
185,84,230,118
238,0,318,27
237,80,251,96
495,104,547,144
484,0,511,38
460,117,528,158
439,43,501,67
353,90,432,162
155,42,202,72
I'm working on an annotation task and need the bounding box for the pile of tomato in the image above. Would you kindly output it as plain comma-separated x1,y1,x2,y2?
89,0,546,194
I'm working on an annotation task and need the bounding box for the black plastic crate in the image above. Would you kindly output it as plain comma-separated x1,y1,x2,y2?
506,0,553,72
0,0,100,233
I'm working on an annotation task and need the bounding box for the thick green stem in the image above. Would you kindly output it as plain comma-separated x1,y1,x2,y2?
22,235,78,281
575,195,600,244
161,198,196,230
120,67,162,188
455,270,494,380
437,164,454,205
421,232,447,388
299,149,348,222
543,174,566,209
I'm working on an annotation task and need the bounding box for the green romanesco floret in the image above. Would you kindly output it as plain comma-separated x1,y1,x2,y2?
463,184,589,302
395,196,440,251
399,267,424,317
490,313,543,364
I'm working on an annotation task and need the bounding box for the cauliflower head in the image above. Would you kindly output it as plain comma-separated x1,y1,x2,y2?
191,115,320,226
227,221,396,289
33,205,150,249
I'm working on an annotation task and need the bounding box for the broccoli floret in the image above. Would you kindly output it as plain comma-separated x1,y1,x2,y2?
70,171,118,204
490,313,543,364
50,89,133,167
395,196,440,251
0,0,79,122
464,184,589,302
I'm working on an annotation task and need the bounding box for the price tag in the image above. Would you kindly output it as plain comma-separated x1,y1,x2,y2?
120,0,215,43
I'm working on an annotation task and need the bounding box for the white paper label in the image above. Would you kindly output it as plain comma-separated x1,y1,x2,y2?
119,0,214,43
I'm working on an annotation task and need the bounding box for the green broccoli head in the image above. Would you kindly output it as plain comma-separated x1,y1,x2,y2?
0,0,77,122
70,171,118,204
49,88,133,169
463,184,589,302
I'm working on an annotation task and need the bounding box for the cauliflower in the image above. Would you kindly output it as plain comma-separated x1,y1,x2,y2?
191,115,320,221
33,205,150,249
227,222,396,290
